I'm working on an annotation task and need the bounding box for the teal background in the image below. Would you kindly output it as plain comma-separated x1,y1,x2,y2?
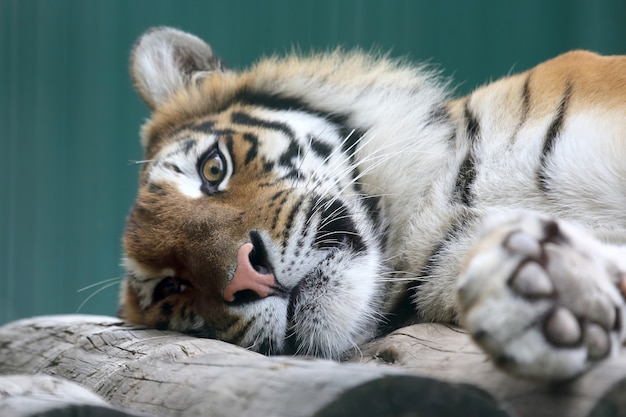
2,0,625,324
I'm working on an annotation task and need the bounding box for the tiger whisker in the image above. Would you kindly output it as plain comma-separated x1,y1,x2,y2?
316,213,360,233
305,129,370,213
128,159,155,165
311,145,432,215
77,276,123,292
76,279,121,313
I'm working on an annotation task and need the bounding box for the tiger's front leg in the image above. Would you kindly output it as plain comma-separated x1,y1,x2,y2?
457,211,626,381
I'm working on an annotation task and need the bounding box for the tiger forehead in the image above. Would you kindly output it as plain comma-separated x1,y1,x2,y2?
143,105,303,159
146,104,342,172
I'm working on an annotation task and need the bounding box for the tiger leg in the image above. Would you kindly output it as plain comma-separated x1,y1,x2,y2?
457,210,626,381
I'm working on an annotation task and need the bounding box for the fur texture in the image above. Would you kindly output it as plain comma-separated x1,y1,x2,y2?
120,27,626,380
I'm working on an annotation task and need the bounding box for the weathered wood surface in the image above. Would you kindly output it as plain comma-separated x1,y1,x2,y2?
0,374,146,417
356,324,626,417
0,315,625,417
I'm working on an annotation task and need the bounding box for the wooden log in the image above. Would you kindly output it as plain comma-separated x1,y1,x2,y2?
0,314,625,417
0,328,152,417
0,315,507,417
354,324,626,417
0,374,145,417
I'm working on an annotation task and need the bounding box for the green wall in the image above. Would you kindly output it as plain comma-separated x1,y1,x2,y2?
2,0,625,324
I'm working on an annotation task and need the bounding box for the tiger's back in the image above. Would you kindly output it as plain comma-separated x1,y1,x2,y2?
120,28,626,380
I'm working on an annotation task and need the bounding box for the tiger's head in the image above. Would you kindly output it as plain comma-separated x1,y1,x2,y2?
119,27,399,357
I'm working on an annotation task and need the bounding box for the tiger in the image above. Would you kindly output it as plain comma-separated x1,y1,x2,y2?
119,26,626,381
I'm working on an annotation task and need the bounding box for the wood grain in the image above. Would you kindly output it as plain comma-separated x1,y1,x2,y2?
0,315,624,417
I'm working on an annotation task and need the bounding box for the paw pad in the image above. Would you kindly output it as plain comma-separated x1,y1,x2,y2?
584,322,610,360
505,231,541,259
509,261,554,298
544,307,581,347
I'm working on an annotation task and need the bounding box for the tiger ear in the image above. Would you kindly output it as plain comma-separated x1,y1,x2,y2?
130,27,228,110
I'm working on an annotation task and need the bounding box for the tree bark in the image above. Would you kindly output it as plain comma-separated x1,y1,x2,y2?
0,315,624,417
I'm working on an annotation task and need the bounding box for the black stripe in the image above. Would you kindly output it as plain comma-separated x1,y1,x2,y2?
194,120,216,133
149,88,356,155
182,138,196,154
279,140,302,168
464,100,480,142
520,73,532,127
353,187,387,253
419,210,474,282
211,128,236,137
455,154,476,206
537,81,573,192
271,193,289,231
259,180,280,188
510,73,532,145
242,132,259,165
263,161,275,173
377,281,419,336
340,128,366,158
314,199,366,253
164,162,182,174
270,190,286,201
309,136,333,160
229,319,255,346
453,100,480,206
225,90,369,202
229,90,366,166
169,120,215,138
278,170,303,182
148,183,167,196
304,196,319,228
360,194,383,230
145,121,220,158
270,205,282,231
282,194,306,244
425,104,450,127
218,315,240,332
231,111,296,140
231,90,354,135
379,210,477,333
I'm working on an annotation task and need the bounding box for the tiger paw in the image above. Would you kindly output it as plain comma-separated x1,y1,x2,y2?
457,212,626,381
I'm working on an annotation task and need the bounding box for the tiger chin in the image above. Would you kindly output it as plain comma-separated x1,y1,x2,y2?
119,27,626,381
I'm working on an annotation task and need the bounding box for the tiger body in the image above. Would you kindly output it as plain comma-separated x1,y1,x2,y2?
121,27,626,380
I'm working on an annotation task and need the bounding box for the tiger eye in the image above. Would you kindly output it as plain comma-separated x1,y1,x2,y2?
201,154,225,183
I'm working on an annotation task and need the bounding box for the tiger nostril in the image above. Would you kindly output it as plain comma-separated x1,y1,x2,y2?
229,289,262,306
248,231,273,275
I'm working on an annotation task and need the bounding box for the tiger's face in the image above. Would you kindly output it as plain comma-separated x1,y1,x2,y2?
119,29,389,357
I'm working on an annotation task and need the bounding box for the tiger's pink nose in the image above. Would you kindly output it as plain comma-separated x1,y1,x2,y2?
223,242,277,303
